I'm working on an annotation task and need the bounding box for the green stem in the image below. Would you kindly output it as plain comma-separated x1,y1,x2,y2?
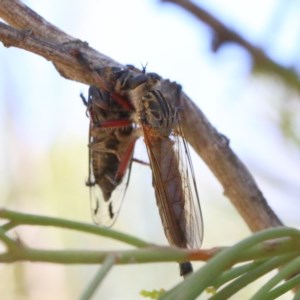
159,227,300,300
251,256,300,299
266,274,300,300
238,237,300,261
212,261,263,289
80,255,115,300
1,221,17,232
211,253,297,300
0,209,149,248
0,246,188,265
0,227,17,249
293,286,300,300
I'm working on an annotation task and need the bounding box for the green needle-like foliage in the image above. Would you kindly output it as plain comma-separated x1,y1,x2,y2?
0,209,299,300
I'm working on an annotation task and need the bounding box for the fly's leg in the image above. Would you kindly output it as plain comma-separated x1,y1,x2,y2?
115,137,137,181
95,119,132,128
132,158,149,166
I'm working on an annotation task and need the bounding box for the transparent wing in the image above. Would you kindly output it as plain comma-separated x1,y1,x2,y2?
142,124,203,249
88,163,132,227
174,124,203,249
87,125,135,227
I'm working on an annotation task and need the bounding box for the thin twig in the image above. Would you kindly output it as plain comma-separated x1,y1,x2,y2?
0,209,296,266
252,256,300,299
0,227,17,250
160,227,300,300
0,210,296,266
0,246,197,265
0,0,73,43
0,210,298,299
162,0,300,92
210,254,298,300
0,209,150,248
0,0,283,231
0,21,120,86
80,255,115,300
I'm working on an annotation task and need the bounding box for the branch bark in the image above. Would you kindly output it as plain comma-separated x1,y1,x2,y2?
0,0,282,232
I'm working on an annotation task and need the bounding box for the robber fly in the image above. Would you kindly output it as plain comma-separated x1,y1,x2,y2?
121,72,203,276
83,66,203,276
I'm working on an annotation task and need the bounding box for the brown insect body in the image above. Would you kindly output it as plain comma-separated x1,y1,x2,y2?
114,71,203,276
83,66,203,276
82,85,136,224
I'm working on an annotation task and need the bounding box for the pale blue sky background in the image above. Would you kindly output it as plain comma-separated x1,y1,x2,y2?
0,1,299,299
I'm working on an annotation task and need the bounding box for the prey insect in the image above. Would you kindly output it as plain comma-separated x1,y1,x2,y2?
81,86,137,225
83,66,203,276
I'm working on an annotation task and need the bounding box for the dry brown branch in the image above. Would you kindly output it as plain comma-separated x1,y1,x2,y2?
163,0,300,92
0,0,282,232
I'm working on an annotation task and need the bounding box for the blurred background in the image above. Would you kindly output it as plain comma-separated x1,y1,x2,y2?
0,0,300,299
